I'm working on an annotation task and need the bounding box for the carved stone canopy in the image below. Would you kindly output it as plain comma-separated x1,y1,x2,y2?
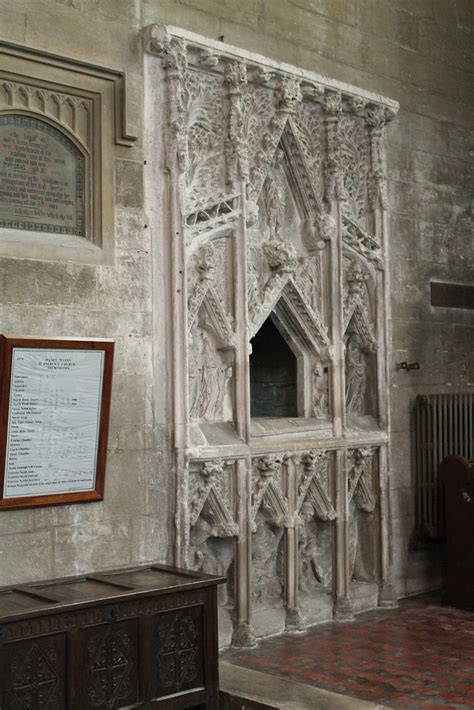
144,24,398,640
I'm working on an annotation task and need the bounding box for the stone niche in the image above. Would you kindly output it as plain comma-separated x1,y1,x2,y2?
144,25,399,646
250,317,298,418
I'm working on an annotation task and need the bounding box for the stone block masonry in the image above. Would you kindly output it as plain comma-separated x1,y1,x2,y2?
0,1,471,630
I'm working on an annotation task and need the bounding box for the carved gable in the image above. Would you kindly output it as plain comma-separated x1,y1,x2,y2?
144,24,399,642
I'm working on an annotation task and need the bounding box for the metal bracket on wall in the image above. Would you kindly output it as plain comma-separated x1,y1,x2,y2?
396,361,420,370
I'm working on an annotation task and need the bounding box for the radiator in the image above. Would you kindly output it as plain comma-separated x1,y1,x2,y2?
415,393,474,539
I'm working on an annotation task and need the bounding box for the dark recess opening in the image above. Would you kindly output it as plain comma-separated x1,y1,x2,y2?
250,317,297,418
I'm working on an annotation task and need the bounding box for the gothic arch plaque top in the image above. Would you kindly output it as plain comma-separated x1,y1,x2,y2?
0,115,86,237
0,39,137,263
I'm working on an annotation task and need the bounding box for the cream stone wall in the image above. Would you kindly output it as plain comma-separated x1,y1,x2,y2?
0,0,472,601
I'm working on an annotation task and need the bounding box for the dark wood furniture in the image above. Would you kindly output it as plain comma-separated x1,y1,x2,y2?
440,455,474,608
0,564,225,709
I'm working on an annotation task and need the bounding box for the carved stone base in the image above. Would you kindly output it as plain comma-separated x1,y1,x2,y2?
378,582,398,609
285,607,305,632
231,622,257,648
333,595,354,622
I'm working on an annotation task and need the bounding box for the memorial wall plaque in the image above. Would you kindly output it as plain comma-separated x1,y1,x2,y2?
0,337,114,510
0,115,85,236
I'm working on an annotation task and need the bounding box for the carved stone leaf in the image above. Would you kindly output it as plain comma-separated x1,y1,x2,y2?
339,115,370,227
185,70,227,209
293,102,324,204
241,85,275,188
294,254,322,313
211,237,234,321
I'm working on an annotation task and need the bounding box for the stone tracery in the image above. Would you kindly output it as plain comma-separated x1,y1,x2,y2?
144,24,399,644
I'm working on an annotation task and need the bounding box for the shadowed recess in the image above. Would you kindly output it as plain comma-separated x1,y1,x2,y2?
250,317,297,418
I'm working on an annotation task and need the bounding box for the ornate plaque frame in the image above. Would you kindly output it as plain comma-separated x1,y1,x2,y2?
0,336,114,510
0,40,137,264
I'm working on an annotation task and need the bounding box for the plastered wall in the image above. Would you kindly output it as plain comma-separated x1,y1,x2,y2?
0,0,472,598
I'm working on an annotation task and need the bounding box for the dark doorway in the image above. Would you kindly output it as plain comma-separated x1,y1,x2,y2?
250,317,297,417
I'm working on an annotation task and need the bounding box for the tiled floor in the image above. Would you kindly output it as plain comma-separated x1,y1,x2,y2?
223,597,474,709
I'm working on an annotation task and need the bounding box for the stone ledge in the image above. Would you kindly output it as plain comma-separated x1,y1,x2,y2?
219,662,389,710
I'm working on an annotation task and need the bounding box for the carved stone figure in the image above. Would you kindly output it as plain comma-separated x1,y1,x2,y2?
264,149,287,241
345,260,369,312
247,253,262,318
189,330,232,421
296,256,319,310
196,242,216,280
345,333,367,415
189,515,234,604
252,512,283,603
312,362,329,419
348,449,377,583
298,502,322,593
189,517,218,572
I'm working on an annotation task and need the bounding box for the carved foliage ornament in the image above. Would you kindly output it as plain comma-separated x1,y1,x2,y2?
5,638,64,710
189,459,238,535
251,455,289,528
296,450,336,521
154,607,203,695
348,447,376,513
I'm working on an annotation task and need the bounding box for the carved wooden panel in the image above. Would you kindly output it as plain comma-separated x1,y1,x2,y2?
152,605,204,699
2,633,67,710
0,565,222,708
79,619,139,710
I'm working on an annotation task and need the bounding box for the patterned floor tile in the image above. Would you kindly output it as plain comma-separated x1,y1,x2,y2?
222,596,474,708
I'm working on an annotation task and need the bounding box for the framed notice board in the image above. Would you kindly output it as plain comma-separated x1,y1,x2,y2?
0,336,114,510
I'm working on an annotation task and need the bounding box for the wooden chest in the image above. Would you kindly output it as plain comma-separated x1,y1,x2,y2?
0,564,225,709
